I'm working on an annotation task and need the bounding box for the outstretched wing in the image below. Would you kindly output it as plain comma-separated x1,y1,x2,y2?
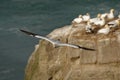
20,29,38,37
58,43,95,51
57,43,79,48
20,29,56,44
76,45,96,51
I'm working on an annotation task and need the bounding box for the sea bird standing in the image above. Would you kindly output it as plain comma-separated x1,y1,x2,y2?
20,29,95,51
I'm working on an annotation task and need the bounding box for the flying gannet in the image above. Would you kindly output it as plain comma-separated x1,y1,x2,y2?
20,29,95,51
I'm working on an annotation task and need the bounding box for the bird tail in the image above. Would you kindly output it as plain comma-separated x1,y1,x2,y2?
20,29,38,37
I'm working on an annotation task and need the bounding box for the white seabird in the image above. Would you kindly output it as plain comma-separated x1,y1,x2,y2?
101,9,115,20
107,19,120,28
89,14,101,24
20,29,95,51
97,24,110,34
82,13,90,22
93,17,106,27
72,15,83,24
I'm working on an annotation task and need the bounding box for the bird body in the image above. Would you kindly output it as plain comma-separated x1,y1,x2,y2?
89,14,101,24
94,17,106,27
107,19,120,28
20,29,95,51
107,12,114,20
82,13,90,22
35,35,56,44
97,25,110,34
101,9,115,20
101,13,107,19
72,15,83,23
73,18,82,23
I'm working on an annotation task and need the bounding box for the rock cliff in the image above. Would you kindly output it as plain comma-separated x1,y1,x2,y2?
24,24,120,80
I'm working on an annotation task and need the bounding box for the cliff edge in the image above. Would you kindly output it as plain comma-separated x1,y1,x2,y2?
25,24,120,80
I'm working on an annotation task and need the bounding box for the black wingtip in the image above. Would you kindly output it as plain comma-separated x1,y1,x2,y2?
77,45,96,51
20,29,38,37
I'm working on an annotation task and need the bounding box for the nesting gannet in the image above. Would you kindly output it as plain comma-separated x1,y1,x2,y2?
20,29,95,51
72,15,83,24
82,13,90,22
93,17,106,27
89,14,101,24
118,14,120,19
101,9,115,20
97,24,110,34
107,19,120,28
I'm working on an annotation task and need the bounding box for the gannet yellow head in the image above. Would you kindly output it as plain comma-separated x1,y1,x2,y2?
86,13,90,16
97,13,101,18
110,9,115,13
78,15,82,18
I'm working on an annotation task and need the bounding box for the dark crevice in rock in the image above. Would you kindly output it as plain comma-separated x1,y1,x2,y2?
48,76,53,80
70,56,80,62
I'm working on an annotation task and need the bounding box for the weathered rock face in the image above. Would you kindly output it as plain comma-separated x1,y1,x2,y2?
25,24,120,80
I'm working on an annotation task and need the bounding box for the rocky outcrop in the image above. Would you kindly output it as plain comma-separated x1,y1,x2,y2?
24,24,120,80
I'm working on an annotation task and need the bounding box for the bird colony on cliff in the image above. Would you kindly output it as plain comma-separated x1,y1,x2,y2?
72,9,120,35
